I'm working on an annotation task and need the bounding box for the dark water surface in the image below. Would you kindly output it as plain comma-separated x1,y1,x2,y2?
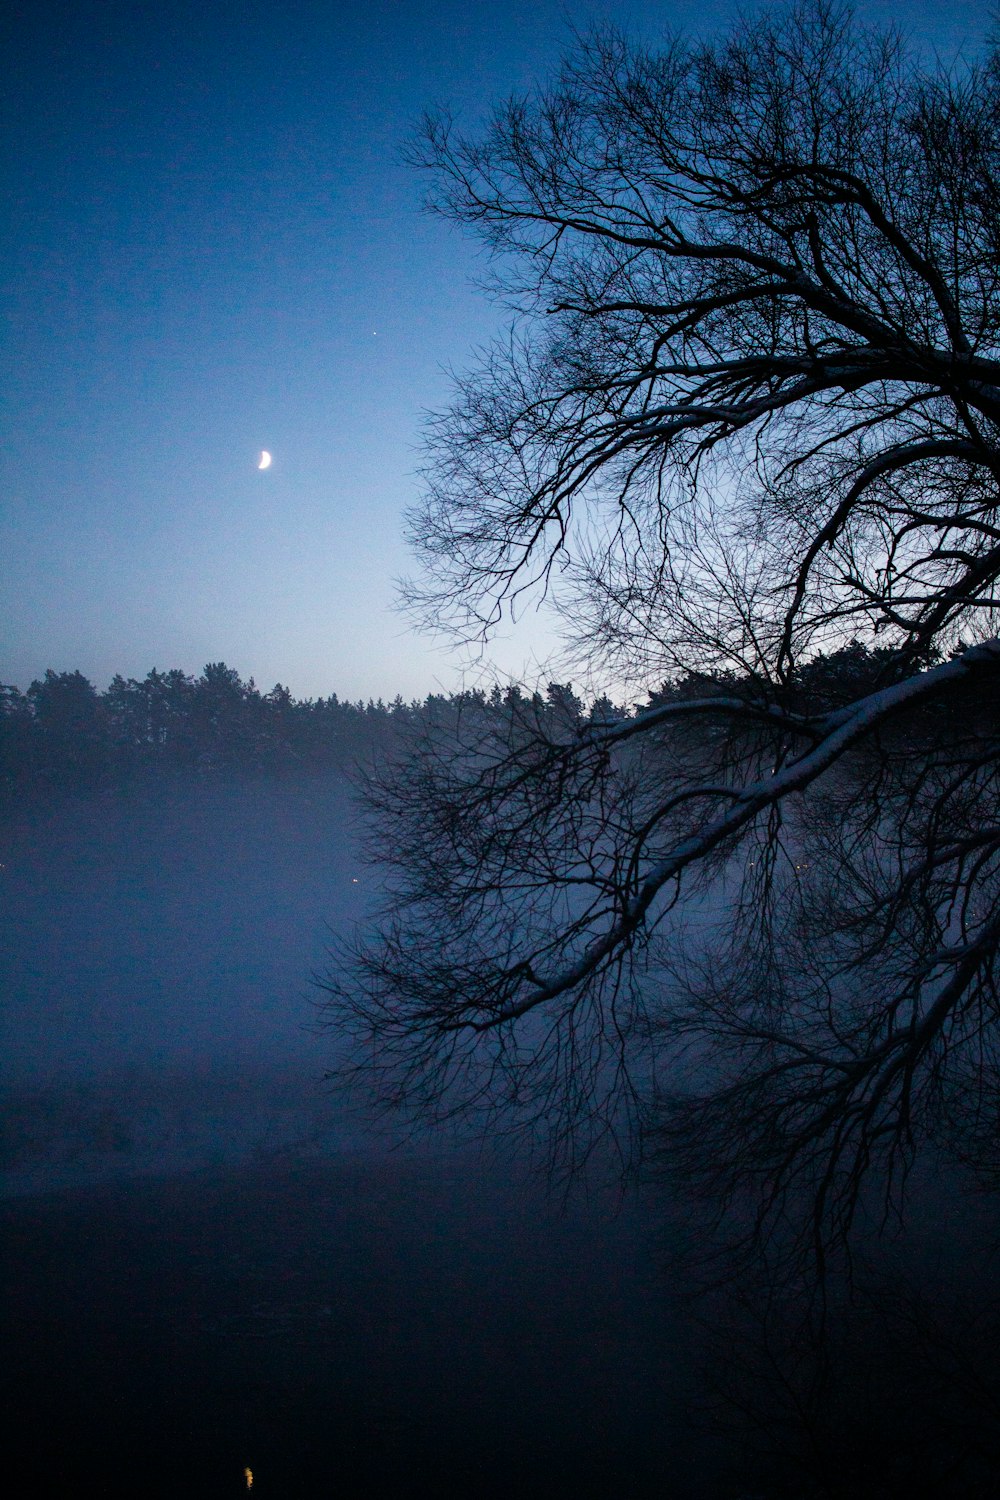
2,1144,712,1499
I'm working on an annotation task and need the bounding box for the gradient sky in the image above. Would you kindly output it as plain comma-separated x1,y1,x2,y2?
2,0,991,701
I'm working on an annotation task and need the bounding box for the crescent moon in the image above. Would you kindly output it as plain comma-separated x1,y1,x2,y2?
257,450,272,470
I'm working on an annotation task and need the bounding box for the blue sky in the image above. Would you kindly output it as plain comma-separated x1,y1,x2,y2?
2,0,992,700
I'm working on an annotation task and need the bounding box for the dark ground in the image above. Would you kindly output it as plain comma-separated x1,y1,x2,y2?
1,1144,714,1499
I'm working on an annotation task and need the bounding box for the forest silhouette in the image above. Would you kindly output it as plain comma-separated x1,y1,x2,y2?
0,644,918,806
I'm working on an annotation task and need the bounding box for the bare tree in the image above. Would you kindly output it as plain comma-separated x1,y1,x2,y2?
321,2,1000,1247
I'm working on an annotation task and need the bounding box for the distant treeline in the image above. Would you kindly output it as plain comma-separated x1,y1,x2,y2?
0,644,926,807
0,661,625,806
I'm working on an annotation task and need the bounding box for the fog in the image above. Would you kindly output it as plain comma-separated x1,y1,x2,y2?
0,775,375,1192
1,773,705,1498
6,771,1000,1496
2,776,364,1080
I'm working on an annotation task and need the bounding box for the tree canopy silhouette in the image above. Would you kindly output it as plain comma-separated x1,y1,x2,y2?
322,2,1000,1252
0,662,440,802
